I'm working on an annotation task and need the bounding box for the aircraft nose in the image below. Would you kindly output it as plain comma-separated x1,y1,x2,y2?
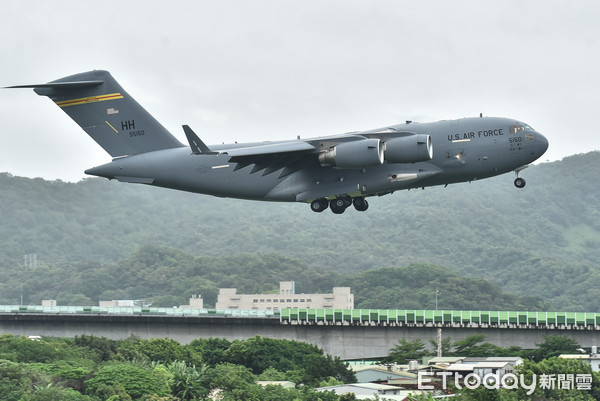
536,132,549,155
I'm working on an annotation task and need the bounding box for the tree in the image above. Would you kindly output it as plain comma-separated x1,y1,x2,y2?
383,338,428,364
224,336,320,374
85,363,171,399
28,361,91,392
132,338,187,364
0,334,70,363
166,361,209,400
28,387,97,401
207,362,256,393
90,383,132,401
0,359,32,401
450,334,519,357
525,334,582,362
257,367,287,381
186,338,231,367
429,336,452,356
74,334,117,362
514,357,599,400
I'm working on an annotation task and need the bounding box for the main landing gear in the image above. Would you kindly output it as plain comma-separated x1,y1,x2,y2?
310,196,369,214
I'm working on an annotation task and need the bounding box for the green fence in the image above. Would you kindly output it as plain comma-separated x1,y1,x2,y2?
279,309,600,327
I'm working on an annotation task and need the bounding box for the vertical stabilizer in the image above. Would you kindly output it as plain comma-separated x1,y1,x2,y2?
21,70,183,157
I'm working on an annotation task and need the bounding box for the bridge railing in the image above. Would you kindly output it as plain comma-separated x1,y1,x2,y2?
279,308,600,328
2,306,598,329
0,305,280,318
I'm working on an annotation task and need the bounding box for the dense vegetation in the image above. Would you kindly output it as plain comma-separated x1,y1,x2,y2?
384,334,583,364
1,333,596,400
0,334,355,401
0,246,545,310
0,151,599,310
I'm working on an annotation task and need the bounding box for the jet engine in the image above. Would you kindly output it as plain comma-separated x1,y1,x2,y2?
384,134,433,163
318,138,384,168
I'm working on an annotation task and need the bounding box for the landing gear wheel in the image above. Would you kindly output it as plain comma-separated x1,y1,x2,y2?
330,198,348,214
353,197,369,212
514,177,526,188
310,198,329,213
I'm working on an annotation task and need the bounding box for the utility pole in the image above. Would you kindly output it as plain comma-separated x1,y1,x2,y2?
435,289,442,356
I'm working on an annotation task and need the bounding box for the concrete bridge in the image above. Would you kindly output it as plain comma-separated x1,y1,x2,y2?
1,306,600,360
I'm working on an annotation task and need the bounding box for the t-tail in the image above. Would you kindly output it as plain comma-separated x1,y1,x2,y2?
8,70,183,157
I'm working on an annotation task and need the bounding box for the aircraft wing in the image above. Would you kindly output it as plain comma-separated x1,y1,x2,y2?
185,126,423,178
219,140,319,178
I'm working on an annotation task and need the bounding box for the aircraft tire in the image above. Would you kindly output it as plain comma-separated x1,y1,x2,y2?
514,177,526,188
330,198,347,214
353,197,369,212
310,198,328,213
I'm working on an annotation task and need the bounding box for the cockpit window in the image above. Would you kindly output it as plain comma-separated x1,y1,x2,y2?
510,124,534,133
509,125,525,134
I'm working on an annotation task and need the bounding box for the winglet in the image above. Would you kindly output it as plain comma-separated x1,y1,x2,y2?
182,125,217,155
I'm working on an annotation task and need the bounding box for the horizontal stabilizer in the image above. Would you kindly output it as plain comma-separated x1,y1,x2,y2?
6,81,104,90
182,125,217,155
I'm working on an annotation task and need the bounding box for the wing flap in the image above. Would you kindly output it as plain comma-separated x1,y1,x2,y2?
222,141,316,157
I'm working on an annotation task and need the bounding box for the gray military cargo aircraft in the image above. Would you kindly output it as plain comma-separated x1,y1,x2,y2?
9,70,548,213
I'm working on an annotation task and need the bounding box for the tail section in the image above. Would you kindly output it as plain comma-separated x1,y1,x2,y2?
14,70,183,157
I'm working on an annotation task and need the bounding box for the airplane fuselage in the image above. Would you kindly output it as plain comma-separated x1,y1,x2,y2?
86,116,548,204
11,70,548,213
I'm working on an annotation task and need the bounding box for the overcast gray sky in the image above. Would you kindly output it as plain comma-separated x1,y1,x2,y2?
1,0,598,181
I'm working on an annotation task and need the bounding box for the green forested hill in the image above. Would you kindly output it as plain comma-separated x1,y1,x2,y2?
0,245,546,310
0,151,599,310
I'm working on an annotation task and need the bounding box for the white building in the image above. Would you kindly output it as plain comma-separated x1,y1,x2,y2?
215,281,354,310
179,295,204,309
317,383,426,400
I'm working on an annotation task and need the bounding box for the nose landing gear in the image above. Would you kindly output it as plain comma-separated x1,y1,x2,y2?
514,165,528,188
514,177,526,188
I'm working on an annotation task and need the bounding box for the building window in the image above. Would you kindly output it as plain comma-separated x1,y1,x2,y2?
266,299,271,302
300,299,305,302
307,299,312,302
260,299,265,303
287,299,292,303
294,299,298,302
253,299,258,303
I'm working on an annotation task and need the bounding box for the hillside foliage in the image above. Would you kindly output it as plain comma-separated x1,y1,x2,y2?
0,334,355,400
0,152,599,310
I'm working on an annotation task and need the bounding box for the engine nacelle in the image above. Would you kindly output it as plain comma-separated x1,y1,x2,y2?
318,138,384,168
384,134,433,163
